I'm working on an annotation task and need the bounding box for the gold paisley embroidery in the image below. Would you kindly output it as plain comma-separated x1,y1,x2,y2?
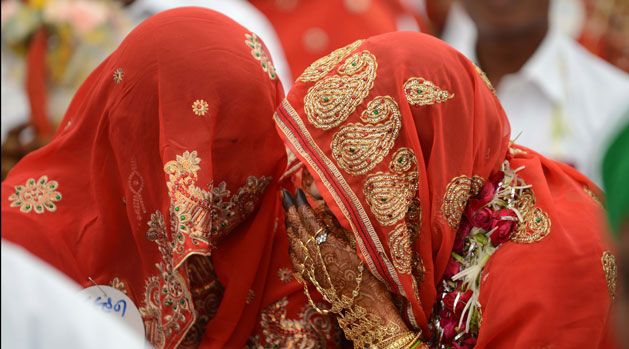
389,224,413,274
245,33,277,80
248,297,337,348
164,151,271,252
363,148,419,226
473,64,496,94
140,211,193,349
297,39,363,82
192,99,209,116
113,68,123,84
510,187,551,244
404,77,454,106
441,175,484,229
304,51,377,130
9,176,62,214
331,96,402,176
601,251,617,301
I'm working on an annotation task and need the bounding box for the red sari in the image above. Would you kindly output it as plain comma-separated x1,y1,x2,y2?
274,32,618,347
1,8,340,349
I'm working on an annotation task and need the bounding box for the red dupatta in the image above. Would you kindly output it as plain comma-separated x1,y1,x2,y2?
275,32,617,347
2,8,287,348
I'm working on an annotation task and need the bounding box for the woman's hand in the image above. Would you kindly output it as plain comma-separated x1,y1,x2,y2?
282,189,423,348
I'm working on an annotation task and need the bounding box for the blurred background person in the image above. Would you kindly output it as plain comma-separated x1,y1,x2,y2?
442,0,629,184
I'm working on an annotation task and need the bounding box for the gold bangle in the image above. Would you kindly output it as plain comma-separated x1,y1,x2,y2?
379,331,417,349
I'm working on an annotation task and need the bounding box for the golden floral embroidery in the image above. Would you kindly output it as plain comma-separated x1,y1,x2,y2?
192,99,209,116
164,151,271,252
583,186,603,207
297,39,363,82
9,176,62,214
473,64,496,94
245,33,277,80
128,158,147,224
331,96,402,176
601,251,617,301
278,267,294,283
113,68,124,84
110,277,129,295
510,187,551,244
404,77,454,106
389,224,413,274
363,148,419,226
304,50,377,130
248,297,337,348
140,211,193,349
441,175,480,229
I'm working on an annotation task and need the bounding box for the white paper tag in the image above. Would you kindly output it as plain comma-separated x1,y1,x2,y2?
79,285,145,340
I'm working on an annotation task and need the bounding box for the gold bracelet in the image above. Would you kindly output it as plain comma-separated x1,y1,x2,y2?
379,331,417,349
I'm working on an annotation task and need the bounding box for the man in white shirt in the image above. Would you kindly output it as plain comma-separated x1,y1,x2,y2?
443,0,629,184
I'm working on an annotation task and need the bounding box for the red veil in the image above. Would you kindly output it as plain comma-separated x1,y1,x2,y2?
274,32,617,347
2,8,291,348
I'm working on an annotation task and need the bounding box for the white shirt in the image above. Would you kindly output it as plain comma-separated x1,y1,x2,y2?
126,0,293,89
1,241,147,349
443,5,629,184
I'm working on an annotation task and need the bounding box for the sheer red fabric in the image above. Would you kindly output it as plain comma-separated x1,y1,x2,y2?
2,8,292,348
274,31,616,347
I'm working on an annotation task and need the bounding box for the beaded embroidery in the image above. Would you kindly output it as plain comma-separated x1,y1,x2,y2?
278,267,294,283
389,224,413,274
8,176,62,214
304,51,377,130
192,100,209,116
510,188,551,244
473,64,496,94
298,39,363,82
245,33,277,80
441,175,484,228
601,251,617,301
363,148,419,226
403,77,454,106
331,96,402,176
113,68,124,84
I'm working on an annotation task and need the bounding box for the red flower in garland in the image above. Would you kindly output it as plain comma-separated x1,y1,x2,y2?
443,289,473,317
489,208,518,246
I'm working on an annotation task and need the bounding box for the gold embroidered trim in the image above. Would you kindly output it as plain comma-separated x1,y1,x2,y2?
113,68,124,84
389,224,413,274
583,186,603,207
363,148,419,226
441,175,484,228
473,64,495,94
297,39,363,82
8,176,62,214
601,251,617,301
510,187,551,244
192,100,209,116
304,51,377,130
245,33,277,80
404,77,454,106
331,96,402,176
140,211,193,349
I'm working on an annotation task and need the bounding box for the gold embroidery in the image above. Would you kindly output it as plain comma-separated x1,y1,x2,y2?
297,39,363,82
246,289,255,304
363,148,419,226
404,77,454,106
248,297,337,348
473,64,496,94
129,158,147,223
583,186,603,207
389,224,413,274
304,51,377,130
510,187,551,244
245,33,277,80
110,277,129,295
140,211,193,349
441,176,474,229
9,176,62,214
601,251,617,301
113,68,123,84
331,96,402,176
164,151,271,252
192,99,209,116
509,142,528,156
278,267,294,283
